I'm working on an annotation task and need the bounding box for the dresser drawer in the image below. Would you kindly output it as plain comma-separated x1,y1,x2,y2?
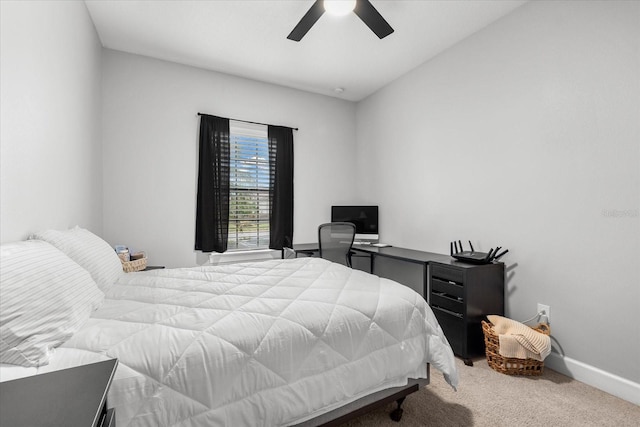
431,292,464,315
431,306,464,355
431,264,464,284
431,277,463,299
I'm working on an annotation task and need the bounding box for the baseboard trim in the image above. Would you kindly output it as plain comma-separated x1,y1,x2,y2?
545,352,640,405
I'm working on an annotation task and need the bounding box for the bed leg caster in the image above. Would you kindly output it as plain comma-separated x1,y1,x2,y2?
464,358,474,366
389,397,406,422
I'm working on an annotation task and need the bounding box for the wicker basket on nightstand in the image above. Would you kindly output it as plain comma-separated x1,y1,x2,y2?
482,320,550,376
118,252,147,272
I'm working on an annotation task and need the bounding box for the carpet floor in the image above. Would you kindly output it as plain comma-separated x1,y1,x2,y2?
342,357,639,426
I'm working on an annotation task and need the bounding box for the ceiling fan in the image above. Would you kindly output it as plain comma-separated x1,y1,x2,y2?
287,0,394,42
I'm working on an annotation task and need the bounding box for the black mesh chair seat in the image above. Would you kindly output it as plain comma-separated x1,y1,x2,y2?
318,222,356,267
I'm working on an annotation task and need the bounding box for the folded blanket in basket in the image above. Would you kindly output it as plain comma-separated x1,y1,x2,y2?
487,315,551,361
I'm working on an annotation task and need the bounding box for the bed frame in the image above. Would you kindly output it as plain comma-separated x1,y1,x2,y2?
293,365,430,426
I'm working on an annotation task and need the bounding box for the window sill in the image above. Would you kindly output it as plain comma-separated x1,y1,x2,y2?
208,249,280,265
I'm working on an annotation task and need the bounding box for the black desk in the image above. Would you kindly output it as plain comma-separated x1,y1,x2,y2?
293,243,452,263
291,243,505,365
291,243,453,298
0,359,118,427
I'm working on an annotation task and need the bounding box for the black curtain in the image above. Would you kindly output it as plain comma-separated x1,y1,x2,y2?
268,125,294,250
195,114,230,252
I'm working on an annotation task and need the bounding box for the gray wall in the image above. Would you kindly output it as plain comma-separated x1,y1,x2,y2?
101,50,358,268
356,0,639,395
0,1,103,242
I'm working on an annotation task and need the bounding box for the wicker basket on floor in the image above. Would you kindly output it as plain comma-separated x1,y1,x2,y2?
482,320,550,376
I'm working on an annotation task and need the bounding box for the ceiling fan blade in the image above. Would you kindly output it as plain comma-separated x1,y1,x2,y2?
354,0,394,39
287,0,325,41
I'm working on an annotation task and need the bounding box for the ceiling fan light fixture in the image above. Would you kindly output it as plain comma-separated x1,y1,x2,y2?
324,0,356,17
288,0,393,42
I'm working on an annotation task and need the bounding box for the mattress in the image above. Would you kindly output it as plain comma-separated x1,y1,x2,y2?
10,257,458,426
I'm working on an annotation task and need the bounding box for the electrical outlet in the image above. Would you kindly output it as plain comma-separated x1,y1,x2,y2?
537,303,551,323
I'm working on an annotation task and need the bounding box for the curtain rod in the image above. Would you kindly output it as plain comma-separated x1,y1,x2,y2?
197,113,298,131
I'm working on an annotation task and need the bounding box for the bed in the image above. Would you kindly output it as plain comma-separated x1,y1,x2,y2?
0,227,458,426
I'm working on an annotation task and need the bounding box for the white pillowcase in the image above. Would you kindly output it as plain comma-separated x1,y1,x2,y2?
31,226,123,290
0,240,104,367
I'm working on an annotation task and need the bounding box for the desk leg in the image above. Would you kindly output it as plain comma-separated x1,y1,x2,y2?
423,264,429,303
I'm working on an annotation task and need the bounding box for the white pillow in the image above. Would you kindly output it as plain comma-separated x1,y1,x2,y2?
0,240,104,367
31,226,123,290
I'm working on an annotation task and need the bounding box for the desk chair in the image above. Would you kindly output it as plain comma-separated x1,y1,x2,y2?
318,222,356,267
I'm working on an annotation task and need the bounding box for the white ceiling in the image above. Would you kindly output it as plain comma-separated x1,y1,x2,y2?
85,0,527,102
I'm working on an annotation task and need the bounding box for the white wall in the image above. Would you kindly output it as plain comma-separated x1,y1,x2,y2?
2,0,637,404
101,50,357,268
356,0,639,393
0,1,103,243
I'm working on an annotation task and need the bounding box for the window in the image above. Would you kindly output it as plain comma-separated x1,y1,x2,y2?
196,113,293,253
228,121,270,250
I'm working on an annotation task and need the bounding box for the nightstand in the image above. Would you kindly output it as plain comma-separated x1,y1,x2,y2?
0,359,118,427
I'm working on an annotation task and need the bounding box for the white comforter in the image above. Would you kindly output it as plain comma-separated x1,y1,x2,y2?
62,258,458,426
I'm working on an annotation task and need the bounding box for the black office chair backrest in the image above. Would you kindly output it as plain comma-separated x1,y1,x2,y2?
318,222,356,267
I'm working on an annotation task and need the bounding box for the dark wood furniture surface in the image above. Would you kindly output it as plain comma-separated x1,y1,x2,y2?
143,265,165,271
292,242,451,264
430,262,505,365
0,359,118,427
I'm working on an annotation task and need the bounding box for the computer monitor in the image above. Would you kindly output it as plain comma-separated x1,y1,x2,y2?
331,205,379,243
